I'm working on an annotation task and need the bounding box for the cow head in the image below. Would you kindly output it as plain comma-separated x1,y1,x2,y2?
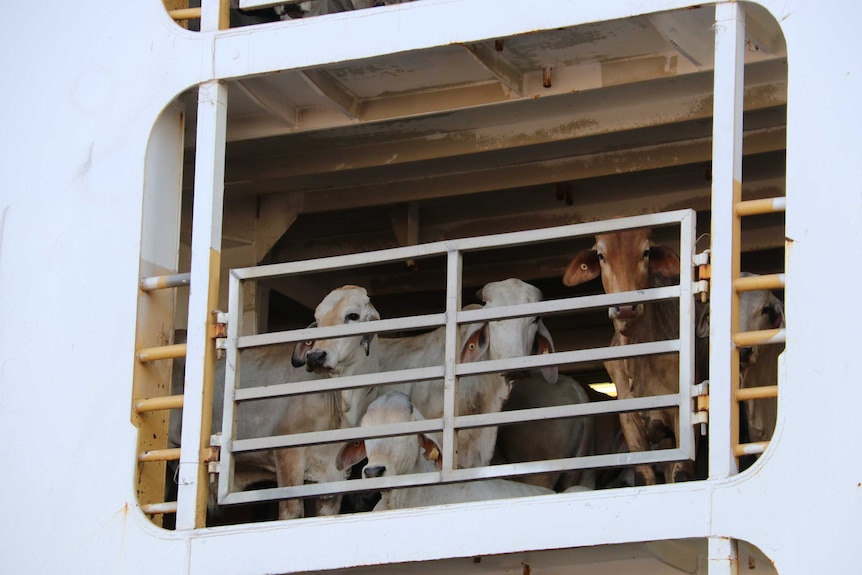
336,391,442,479
738,277,785,367
293,285,380,376
563,229,679,331
460,278,558,384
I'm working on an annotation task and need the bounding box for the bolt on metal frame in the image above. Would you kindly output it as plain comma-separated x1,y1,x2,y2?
217,209,697,508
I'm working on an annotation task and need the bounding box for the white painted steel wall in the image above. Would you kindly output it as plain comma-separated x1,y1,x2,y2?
0,1,859,574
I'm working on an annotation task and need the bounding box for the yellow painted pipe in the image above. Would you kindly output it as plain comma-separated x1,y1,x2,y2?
734,197,786,216
137,343,187,362
734,273,785,292
139,448,181,462
141,501,178,515
733,441,768,457
735,385,778,401
168,7,202,20
140,272,191,291
733,328,785,348
134,394,184,413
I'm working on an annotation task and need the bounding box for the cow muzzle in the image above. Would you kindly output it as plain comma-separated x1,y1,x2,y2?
363,466,386,478
305,349,329,371
608,303,643,320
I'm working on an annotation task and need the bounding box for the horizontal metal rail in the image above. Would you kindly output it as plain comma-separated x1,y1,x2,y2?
220,448,689,506
134,394,184,413
735,385,778,401
232,210,694,281
235,365,444,402
734,196,786,216
733,328,786,348
136,343,187,362
232,339,679,404
140,501,178,515
238,286,680,349
230,393,681,453
138,448,181,462
168,7,201,20
140,272,191,291
734,273,785,292
733,442,768,457
240,313,446,349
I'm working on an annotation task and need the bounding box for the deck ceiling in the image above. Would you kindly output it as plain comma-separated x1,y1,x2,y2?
180,4,787,371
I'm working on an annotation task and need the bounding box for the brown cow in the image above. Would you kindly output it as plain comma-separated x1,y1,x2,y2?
563,228,693,485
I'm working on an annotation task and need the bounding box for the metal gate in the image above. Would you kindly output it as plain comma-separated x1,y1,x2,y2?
217,209,697,507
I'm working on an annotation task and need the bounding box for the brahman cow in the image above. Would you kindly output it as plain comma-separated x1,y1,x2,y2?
695,272,785,467
336,391,555,511
563,227,693,485
292,279,558,471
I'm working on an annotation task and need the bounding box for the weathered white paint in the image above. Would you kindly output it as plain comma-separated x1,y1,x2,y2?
0,1,859,575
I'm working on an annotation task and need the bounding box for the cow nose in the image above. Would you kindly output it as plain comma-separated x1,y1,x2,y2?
608,303,643,320
363,466,385,478
739,347,753,365
306,350,327,369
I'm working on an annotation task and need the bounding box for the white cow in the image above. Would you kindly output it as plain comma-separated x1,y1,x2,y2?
293,278,558,471
695,273,785,451
376,278,558,469
336,391,555,511
738,286,784,446
167,335,334,521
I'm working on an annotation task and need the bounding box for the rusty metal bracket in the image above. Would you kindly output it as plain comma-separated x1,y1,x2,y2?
693,249,711,303
693,381,709,434
207,434,222,483
211,311,229,359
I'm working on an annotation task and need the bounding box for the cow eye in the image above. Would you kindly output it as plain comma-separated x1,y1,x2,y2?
643,248,651,259
597,253,605,262
761,305,771,316
346,312,360,322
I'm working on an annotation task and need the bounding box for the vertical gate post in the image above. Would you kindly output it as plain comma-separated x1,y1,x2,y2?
176,80,228,530
441,248,463,478
708,1,745,482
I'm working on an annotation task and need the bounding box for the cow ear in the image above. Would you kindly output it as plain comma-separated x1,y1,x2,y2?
460,323,489,363
648,246,680,278
361,304,380,356
418,434,443,470
366,302,381,322
291,321,317,368
532,319,558,384
563,250,600,286
336,440,367,472
771,299,786,329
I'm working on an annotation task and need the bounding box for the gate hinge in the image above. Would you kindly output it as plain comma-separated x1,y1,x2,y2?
207,434,221,483
210,311,229,359
693,249,711,303
693,381,709,435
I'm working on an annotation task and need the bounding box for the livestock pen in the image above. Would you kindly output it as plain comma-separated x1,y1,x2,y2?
0,1,859,574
